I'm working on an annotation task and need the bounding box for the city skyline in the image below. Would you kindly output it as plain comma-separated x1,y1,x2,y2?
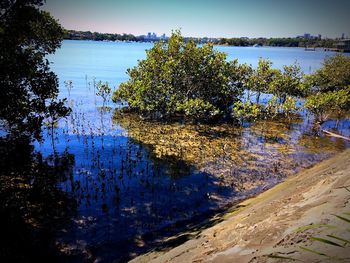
42,0,350,38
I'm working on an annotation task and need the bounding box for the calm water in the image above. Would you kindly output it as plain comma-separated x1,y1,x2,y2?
30,40,350,261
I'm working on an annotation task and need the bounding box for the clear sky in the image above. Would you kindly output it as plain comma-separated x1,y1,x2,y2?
42,0,350,38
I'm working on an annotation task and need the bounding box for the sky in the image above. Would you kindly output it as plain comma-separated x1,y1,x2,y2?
42,0,350,38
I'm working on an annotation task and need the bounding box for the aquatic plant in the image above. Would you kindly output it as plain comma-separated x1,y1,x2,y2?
96,81,112,109
247,58,278,104
112,30,247,120
303,55,350,125
64,80,73,97
232,101,262,124
304,88,350,125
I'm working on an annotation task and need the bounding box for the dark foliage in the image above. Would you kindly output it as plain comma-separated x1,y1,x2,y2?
0,135,76,262
0,0,70,139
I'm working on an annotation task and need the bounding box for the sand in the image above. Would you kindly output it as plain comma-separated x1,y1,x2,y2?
131,149,350,263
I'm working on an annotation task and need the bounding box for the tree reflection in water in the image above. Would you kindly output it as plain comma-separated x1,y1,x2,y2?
0,135,76,262
1,109,349,262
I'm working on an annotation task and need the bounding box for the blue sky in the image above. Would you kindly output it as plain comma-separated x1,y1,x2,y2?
42,0,350,38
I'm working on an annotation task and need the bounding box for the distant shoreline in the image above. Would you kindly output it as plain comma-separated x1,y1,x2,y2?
62,39,340,52
63,29,338,49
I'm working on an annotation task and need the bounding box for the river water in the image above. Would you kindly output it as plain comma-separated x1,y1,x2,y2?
29,40,350,261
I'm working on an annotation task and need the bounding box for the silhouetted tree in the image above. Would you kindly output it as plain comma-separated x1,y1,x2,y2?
0,0,70,139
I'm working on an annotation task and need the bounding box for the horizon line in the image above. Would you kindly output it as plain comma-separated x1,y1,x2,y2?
64,28,344,40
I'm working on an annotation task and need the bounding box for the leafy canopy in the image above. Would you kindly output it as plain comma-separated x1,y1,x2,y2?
112,30,248,120
305,55,350,93
270,63,305,102
247,58,278,103
303,55,350,124
0,0,70,139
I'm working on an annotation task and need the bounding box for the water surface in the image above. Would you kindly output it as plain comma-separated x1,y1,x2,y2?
27,41,349,261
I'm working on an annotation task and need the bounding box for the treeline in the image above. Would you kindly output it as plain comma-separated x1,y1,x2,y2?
218,37,336,48
64,30,141,42
64,30,336,48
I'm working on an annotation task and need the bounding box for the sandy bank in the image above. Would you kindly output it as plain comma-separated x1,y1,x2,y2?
131,149,350,263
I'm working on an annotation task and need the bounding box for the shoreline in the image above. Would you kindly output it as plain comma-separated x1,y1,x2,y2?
131,149,350,263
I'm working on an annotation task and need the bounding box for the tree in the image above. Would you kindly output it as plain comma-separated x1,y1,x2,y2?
96,81,112,109
303,55,350,125
0,0,70,139
112,30,247,121
304,87,350,125
270,62,305,103
305,55,350,93
248,58,278,104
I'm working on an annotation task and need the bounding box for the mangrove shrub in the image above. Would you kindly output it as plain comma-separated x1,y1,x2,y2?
112,30,248,120
304,55,350,124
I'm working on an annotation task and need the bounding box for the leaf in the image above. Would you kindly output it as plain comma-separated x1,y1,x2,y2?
310,237,344,247
267,254,302,261
333,214,350,224
327,235,350,245
295,224,336,233
299,246,327,256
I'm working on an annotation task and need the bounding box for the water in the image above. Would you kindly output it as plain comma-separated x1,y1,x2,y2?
7,40,350,262
50,40,342,106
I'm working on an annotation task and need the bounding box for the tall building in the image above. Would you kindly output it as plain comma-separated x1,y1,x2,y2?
304,33,311,39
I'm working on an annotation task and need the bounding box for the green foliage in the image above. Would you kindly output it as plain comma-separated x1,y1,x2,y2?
112,30,246,120
305,55,350,93
175,98,220,120
96,81,112,108
304,88,350,124
270,63,305,102
248,58,278,103
218,37,335,48
303,55,350,125
281,96,298,120
0,0,70,139
255,95,299,121
232,101,262,124
265,95,280,118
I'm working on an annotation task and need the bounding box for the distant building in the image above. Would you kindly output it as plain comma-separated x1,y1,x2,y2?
341,33,345,39
334,39,350,52
304,33,311,39
296,33,321,40
145,32,160,41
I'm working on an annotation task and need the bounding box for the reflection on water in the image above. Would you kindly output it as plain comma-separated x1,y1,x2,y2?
25,102,349,261
2,42,350,262
0,136,77,262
